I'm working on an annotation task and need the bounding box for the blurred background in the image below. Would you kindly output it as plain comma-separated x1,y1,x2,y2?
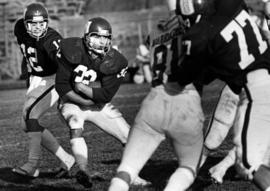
0,0,265,81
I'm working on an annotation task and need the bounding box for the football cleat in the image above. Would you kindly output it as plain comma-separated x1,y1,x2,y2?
75,170,93,188
53,167,72,179
12,167,39,179
132,176,151,186
209,148,236,184
54,157,76,178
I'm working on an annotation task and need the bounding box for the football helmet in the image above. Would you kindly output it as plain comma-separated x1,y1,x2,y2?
175,0,213,27
24,3,49,39
264,1,270,19
83,17,112,56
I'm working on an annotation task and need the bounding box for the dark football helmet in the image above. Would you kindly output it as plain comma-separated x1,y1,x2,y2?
265,2,270,20
175,0,214,27
24,3,49,39
83,17,112,56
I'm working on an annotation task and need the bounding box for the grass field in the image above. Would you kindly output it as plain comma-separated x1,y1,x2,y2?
0,81,260,191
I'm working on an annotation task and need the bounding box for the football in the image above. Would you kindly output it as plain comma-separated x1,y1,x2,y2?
87,81,101,88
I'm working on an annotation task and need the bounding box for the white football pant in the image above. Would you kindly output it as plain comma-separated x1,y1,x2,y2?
109,83,204,191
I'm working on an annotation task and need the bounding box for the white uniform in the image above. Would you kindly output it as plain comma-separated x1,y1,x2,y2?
204,85,239,150
58,102,129,143
23,74,59,121
109,14,205,191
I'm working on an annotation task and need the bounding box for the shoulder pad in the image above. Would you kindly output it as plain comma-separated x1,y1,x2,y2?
60,38,84,64
14,18,26,37
100,49,128,75
45,27,62,40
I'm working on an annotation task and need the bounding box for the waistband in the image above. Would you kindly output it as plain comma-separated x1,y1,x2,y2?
154,83,198,96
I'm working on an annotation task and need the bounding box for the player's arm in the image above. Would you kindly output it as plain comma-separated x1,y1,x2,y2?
177,25,208,87
14,18,24,44
177,52,206,87
76,50,128,103
14,19,28,59
75,72,124,103
55,57,94,106
43,29,63,63
63,90,95,106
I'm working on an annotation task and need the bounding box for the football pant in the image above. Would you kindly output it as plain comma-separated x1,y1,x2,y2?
204,84,239,150
111,84,204,190
233,69,270,181
23,74,59,126
17,74,72,175
59,102,129,144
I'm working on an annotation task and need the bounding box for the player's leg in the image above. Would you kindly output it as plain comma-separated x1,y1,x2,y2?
13,76,74,178
109,87,166,191
85,103,130,144
84,103,150,186
209,147,236,184
234,94,270,189
59,102,92,188
37,87,75,176
201,85,239,167
164,89,204,191
13,76,52,177
233,71,270,190
109,126,164,191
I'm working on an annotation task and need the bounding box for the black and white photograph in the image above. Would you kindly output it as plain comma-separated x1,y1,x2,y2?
0,0,269,190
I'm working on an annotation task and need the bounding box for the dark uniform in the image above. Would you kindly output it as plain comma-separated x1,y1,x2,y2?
15,18,61,77
55,37,127,104
178,0,270,186
55,37,130,161
14,18,62,120
12,12,74,178
178,0,270,93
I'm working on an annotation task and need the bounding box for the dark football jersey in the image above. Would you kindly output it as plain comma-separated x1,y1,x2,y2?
148,14,184,86
55,37,128,103
178,1,270,94
14,18,62,77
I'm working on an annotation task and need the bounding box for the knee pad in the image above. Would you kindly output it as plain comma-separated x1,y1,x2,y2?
114,171,131,186
253,165,270,191
70,128,84,139
25,119,44,132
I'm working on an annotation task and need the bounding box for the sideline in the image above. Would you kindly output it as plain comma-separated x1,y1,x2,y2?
0,80,27,90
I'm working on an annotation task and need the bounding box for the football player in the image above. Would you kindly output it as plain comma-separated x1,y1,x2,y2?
108,2,206,191
203,0,270,184
175,0,270,190
12,3,75,178
264,0,270,25
198,84,239,184
133,42,152,84
55,17,149,188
